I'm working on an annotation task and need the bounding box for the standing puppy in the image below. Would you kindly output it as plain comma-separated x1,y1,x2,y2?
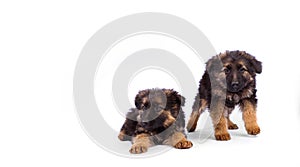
187,50,262,140
119,88,193,154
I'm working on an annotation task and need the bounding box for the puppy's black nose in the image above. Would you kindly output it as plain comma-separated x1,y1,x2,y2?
231,82,239,89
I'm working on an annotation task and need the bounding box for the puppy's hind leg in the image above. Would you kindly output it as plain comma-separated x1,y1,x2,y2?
227,117,239,130
225,107,238,130
187,95,207,132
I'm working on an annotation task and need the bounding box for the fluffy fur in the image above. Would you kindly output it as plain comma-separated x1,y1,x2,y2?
187,50,262,140
119,88,192,154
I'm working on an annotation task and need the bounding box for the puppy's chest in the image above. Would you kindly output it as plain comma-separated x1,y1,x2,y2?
226,94,241,104
226,88,254,106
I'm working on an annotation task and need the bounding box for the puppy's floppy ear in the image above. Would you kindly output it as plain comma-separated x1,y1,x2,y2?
134,94,143,110
176,94,186,106
134,89,149,110
250,57,262,74
243,52,262,74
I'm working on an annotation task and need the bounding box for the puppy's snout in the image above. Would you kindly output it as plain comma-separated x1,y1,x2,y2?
231,82,239,90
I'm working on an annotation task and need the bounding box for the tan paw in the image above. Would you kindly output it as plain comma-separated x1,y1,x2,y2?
118,132,125,141
129,143,148,154
246,125,260,135
174,140,193,149
215,132,231,141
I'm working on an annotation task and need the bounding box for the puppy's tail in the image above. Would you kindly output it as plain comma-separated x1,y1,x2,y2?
186,94,207,132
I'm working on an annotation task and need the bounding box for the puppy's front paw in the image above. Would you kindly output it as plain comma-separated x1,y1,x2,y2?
129,143,148,154
174,140,193,149
246,125,260,135
215,132,231,141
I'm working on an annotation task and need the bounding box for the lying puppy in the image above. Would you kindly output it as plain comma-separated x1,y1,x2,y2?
118,88,192,154
187,50,262,140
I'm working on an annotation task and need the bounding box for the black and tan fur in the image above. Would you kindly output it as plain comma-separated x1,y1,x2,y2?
119,88,193,154
187,50,262,140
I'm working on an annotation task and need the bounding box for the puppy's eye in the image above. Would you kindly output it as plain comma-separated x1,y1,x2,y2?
239,68,246,72
223,68,230,74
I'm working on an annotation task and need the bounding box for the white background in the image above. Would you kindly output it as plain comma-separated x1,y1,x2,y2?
1,0,300,166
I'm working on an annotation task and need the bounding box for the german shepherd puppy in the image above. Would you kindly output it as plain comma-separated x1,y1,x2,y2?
187,50,262,140
119,88,193,153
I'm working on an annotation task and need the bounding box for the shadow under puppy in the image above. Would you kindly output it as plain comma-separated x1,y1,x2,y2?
119,88,192,154
187,50,262,141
